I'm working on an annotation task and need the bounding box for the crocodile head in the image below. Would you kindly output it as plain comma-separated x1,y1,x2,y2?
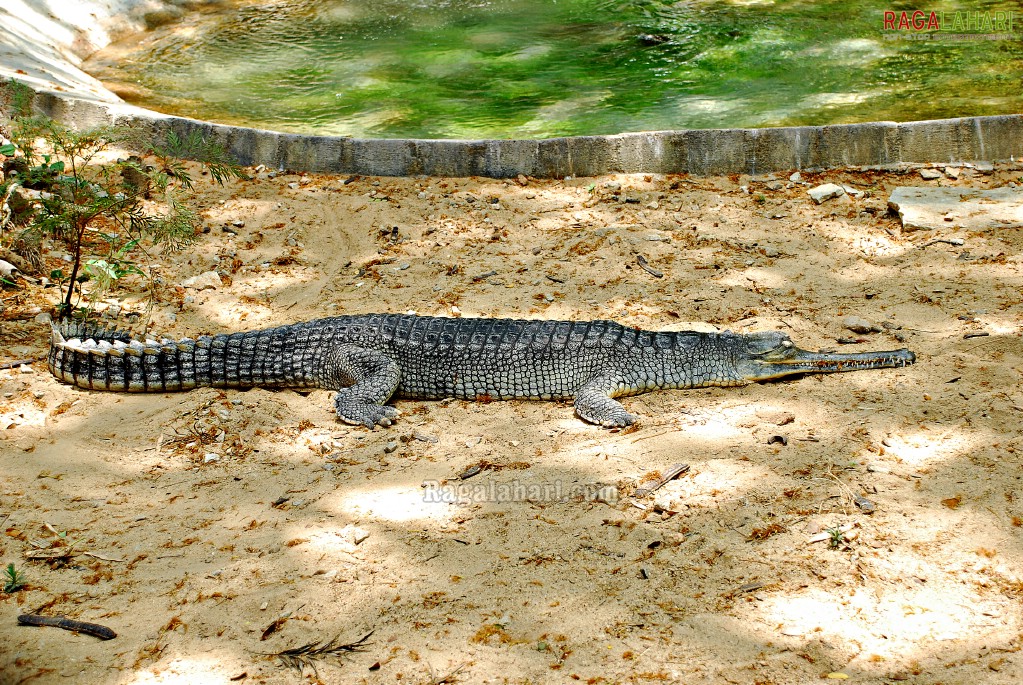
734,331,916,382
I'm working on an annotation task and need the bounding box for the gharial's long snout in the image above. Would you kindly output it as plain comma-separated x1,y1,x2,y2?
737,331,916,382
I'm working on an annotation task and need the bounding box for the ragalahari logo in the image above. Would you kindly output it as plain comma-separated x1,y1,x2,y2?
882,9,1019,40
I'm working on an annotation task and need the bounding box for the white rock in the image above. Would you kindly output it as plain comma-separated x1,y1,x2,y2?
919,168,942,180
888,186,1023,231
181,271,223,290
789,171,802,183
808,183,846,204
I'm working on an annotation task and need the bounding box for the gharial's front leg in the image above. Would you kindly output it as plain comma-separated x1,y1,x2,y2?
574,376,636,428
320,344,401,428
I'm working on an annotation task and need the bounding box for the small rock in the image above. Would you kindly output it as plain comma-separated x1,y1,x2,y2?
203,453,220,463
944,167,961,179
181,271,223,290
17,364,33,374
854,495,876,514
231,219,245,228
843,315,882,334
604,181,622,191
808,183,846,204
841,185,863,198
337,524,370,552
762,246,780,258
866,462,891,474
288,182,299,190
766,181,783,191
413,430,439,444
34,312,52,324
756,409,795,426
789,171,803,183
384,441,398,454
919,168,942,180
975,161,994,174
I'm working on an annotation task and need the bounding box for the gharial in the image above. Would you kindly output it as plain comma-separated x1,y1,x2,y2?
48,314,916,428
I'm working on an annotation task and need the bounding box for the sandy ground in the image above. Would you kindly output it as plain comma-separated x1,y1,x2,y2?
2,162,1023,685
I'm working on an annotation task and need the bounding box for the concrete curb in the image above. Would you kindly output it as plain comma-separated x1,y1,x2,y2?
17,86,1023,180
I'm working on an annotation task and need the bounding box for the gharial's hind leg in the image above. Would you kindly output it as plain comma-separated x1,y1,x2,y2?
574,376,636,428
320,345,401,428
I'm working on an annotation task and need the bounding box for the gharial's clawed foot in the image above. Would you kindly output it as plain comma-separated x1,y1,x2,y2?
334,397,400,428
574,395,637,428
594,409,637,428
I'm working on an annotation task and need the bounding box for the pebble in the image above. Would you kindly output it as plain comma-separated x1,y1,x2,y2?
413,430,439,444
17,364,33,374
203,453,219,463
288,182,299,190
181,271,223,290
919,168,942,180
944,167,961,179
384,441,399,454
842,315,882,334
231,219,244,228
789,171,803,183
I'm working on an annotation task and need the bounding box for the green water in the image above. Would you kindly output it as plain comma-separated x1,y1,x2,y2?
88,0,1023,139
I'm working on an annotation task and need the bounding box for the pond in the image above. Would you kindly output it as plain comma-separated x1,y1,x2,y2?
84,0,1023,139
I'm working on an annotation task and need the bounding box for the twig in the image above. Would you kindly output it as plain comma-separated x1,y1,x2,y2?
634,463,690,497
428,662,468,685
82,551,127,563
0,358,40,370
265,631,373,675
636,255,663,278
919,237,965,248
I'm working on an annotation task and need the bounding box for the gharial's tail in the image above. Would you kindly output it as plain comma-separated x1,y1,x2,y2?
48,320,200,392
47,320,318,393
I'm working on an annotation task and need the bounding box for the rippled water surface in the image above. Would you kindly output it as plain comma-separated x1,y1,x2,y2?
86,0,1023,138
